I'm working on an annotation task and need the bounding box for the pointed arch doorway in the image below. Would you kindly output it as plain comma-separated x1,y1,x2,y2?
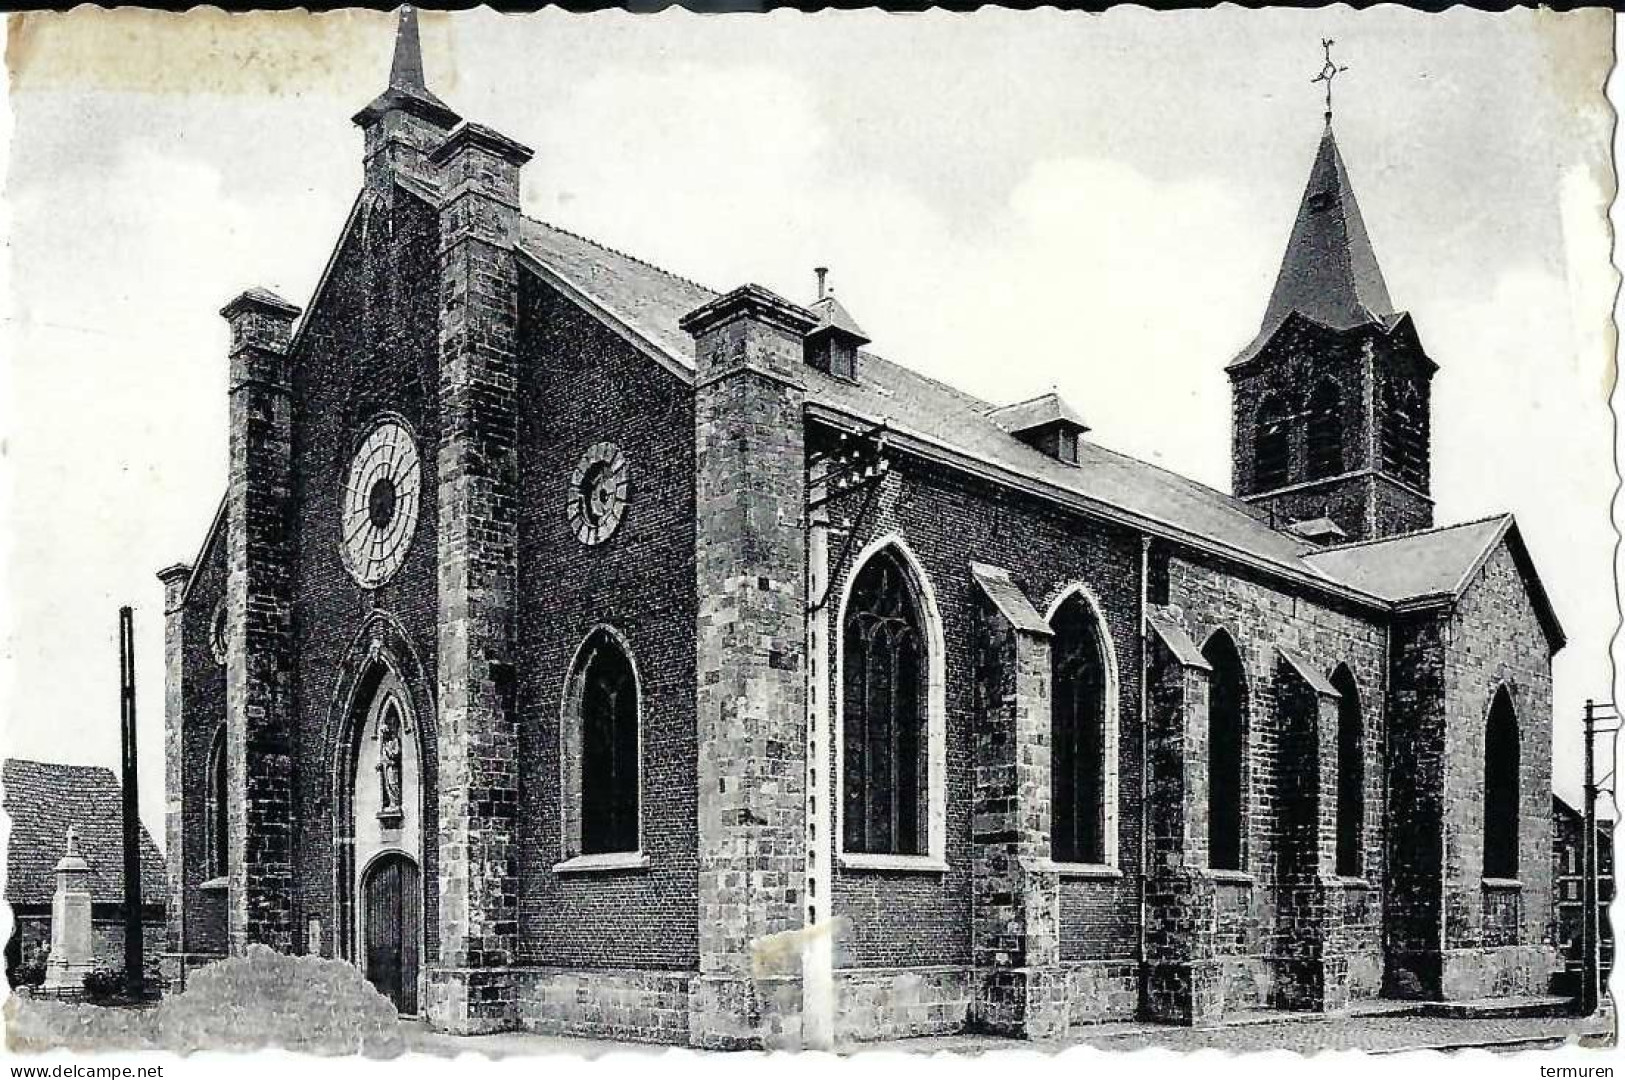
335,658,428,1017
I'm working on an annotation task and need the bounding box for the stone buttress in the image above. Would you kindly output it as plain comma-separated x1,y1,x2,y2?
682,285,818,1049
424,121,535,1033
968,564,1065,1037
221,287,303,955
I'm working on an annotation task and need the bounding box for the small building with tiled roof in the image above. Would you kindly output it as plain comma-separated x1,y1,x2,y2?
153,9,1566,1044
3,758,165,985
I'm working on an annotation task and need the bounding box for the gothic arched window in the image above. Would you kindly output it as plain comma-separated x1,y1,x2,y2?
564,629,640,857
205,724,228,880
1306,379,1343,480
1051,593,1110,865
1254,394,1291,490
1484,689,1520,879
1204,630,1247,871
1332,665,1364,877
843,549,928,856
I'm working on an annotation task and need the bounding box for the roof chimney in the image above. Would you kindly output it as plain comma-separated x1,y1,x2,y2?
815,267,829,301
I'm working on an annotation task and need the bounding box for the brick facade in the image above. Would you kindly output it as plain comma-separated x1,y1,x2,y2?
512,277,699,973
158,15,1563,1048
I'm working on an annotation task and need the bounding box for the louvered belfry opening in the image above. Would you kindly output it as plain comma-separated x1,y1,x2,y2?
1051,595,1108,865
842,549,928,856
1306,379,1344,480
1254,394,1291,490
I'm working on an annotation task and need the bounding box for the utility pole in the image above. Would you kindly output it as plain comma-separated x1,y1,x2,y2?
1581,699,1619,1016
119,606,144,998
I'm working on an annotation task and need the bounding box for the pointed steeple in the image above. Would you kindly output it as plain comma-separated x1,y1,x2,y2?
389,5,428,92
1258,122,1394,338
353,6,460,132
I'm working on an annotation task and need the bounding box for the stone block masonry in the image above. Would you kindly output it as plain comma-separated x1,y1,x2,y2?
221,288,302,956
684,285,818,1049
968,571,1063,1038
427,121,534,1034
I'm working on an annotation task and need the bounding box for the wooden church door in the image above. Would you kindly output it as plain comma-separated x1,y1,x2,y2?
363,853,421,1014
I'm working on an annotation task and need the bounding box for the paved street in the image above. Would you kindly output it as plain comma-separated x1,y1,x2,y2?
401,1008,1616,1058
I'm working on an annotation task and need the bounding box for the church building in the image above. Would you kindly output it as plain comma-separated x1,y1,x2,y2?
157,11,1566,1047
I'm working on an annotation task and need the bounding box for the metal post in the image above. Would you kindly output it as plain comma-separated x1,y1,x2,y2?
119,606,144,997
1582,699,1599,1015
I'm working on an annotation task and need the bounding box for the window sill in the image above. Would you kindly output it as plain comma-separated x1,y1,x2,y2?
553,852,650,875
1337,876,1373,890
1206,868,1255,884
838,852,948,874
1482,877,1523,891
1051,861,1122,880
199,877,228,892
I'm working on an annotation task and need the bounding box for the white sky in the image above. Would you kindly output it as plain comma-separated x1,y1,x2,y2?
1,8,1618,847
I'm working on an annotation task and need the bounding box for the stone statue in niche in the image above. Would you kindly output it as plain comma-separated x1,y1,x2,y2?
377,701,404,824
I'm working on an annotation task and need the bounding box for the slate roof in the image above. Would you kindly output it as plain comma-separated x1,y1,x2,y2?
989,392,1089,435
1303,515,1564,648
1259,125,1395,337
3,759,166,906
1554,794,1617,831
338,168,1559,636
808,294,871,344
970,563,1053,636
1229,125,1407,370
509,213,1347,591
1302,515,1510,603
353,6,460,130
518,218,715,370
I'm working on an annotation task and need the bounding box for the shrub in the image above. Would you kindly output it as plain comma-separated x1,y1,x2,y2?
10,954,47,989
81,968,125,1002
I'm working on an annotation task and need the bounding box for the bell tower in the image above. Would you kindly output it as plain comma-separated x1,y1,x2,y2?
1228,49,1436,544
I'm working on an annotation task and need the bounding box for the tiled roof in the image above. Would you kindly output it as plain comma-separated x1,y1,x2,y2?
3,758,166,906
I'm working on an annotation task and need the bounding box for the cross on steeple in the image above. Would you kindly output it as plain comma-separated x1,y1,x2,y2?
1312,38,1348,124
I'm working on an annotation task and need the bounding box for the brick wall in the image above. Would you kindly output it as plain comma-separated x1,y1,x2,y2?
14,909,165,984
287,186,443,967
174,529,229,956
813,438,1143,970
512,273,698,971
